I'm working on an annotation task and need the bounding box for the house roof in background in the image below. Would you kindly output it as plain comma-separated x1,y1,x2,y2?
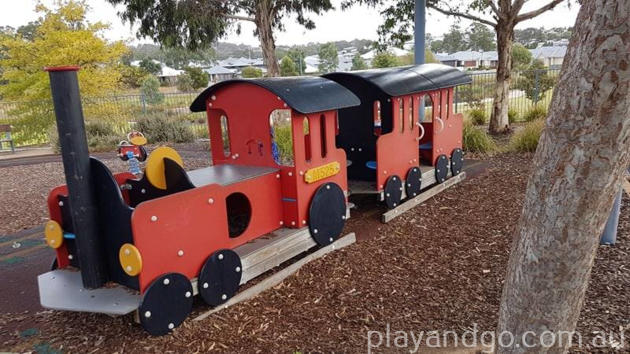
530,46,567,59
204,65,235,75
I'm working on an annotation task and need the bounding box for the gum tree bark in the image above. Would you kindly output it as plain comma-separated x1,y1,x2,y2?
497,1,630,353
491,18,515,134
255,0,280,77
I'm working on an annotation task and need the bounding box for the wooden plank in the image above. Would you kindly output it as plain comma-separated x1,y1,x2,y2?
193,232,356,321
382,172,467,223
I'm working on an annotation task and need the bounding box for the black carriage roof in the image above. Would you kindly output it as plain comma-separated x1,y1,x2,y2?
323,63,472,97
190,77,361,114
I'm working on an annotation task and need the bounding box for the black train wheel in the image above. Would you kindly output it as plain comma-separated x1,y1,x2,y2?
405,167,422,198
138,273,193,336
384,175,403,209
435,154,449,184
198,249,242,307
450,148,464,176
309,182,346,246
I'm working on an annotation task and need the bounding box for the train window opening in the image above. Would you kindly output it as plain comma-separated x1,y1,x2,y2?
226,192,251,238
303,117,311,162
220,115,230,157
269,109,294,166
373,100,382,136
422,95,433,122
399,98,404,133
409,97,414,130
320,115,327,158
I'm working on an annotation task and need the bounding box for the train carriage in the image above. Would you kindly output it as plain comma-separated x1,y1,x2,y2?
324,64,471,209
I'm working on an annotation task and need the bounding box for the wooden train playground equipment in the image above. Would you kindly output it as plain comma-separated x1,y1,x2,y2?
38,64,471,336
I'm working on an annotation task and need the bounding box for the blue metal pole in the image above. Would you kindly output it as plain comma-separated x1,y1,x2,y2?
600,188,622,245
414,0,426,65
415,0,426,121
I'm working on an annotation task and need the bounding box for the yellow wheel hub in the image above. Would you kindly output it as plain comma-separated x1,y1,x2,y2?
44,220,63,249
145,146,184,190
119,243,143,276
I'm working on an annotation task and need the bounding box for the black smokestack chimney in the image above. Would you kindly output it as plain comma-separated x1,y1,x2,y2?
46,66,107,288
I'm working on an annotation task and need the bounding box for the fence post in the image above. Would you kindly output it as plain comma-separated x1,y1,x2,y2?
141,93,147,114
534,69,540,104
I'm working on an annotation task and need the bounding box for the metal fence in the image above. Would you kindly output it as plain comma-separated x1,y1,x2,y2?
0,68,561,147
454,68,561,119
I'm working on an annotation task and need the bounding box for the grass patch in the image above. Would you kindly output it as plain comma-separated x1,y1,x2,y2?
509,119,545,152
524,104,547,122
463,121,496,154
468,108,487,125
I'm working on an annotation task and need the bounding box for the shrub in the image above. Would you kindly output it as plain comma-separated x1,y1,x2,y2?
508,108,519,124
48,121,120,153
463,121,496,154
509,119,545,152
135,115,194,143
524,104,547,122
183,67,209,89
468,108,487,125
140,75,164,105
241,66,263,78
176,73,195,92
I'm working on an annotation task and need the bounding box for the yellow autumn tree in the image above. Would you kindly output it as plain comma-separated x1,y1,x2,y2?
0,0,127,144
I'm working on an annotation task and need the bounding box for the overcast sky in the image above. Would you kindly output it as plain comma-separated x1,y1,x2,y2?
1,1,580,47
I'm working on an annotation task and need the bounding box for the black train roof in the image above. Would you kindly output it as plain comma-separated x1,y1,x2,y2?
190,77,361,114
323,63,472,97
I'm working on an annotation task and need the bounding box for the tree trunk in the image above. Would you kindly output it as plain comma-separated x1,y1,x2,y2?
489,19,514,134
497,1,630,353
255,0,279,77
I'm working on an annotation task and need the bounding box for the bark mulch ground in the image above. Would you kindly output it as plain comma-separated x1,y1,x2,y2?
1,153,628,353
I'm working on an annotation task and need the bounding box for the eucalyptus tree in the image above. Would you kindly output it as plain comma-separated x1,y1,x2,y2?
107,0,334,76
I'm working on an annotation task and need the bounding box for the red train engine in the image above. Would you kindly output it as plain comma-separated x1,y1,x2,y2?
39,72,359,335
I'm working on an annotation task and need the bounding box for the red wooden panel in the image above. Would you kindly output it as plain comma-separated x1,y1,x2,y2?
431,88,463,163
131,171,283,293
46,172,135,269
375,95,420,189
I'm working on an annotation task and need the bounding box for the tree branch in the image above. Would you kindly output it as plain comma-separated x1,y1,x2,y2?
225,14,255,22
486,0,501,17
428,3,497,26
516,0,565,22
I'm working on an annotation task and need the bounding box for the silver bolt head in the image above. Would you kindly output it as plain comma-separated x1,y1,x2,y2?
185,291,191,298
168,323,174,330
313,229,318,234
329,237,333,242
203,282,209,289
151,215,158,222
235,266,241,272
145,311,151,318
221,294,227,300
163,278,170,285
218,253,224,260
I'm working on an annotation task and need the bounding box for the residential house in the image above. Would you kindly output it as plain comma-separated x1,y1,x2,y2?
530,46,567,68
204,65,237,83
